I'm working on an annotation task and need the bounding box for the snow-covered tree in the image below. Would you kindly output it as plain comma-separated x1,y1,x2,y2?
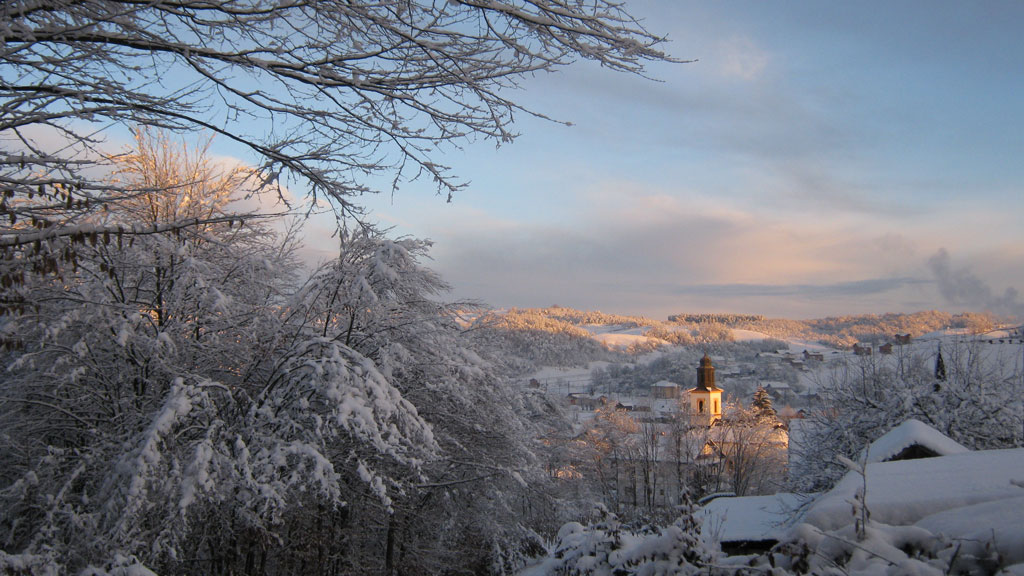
0,133,556,574
791,343,1023,492
752,385,776,420
279,225,552,574
935,344,948,381
0,131,305,572
577,405,641,515
709,402,788,497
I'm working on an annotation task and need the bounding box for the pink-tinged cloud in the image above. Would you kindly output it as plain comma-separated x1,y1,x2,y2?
410,184,968,318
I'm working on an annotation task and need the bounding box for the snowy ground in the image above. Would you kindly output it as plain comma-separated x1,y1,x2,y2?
580,324,661,349
729,328,770,342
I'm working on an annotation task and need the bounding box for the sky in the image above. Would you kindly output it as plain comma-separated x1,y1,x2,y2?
306,1,1024,320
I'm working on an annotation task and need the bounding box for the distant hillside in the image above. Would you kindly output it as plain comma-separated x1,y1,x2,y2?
468,308,625,371
472,307,1006,370
670,310,1001,348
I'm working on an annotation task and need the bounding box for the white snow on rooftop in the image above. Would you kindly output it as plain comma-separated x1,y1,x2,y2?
915,495,1024,566
701,493,808,543
802,448,1024,531
861,418,969,464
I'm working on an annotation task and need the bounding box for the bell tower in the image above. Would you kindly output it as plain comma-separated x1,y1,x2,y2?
688,353,722,426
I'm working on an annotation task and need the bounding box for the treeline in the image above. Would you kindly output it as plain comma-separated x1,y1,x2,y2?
663,310,1001,348
511,306,660,329
744,310,998,347
644,323,734,346
804,310,996,342
668,313,765,324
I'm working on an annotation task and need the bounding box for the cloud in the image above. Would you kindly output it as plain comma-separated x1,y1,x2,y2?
419,182,945,318
927,248,1024,318
670,277,927,299
717,36,770,81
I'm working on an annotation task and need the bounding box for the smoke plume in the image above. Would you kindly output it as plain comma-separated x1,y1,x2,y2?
927,248,1023,318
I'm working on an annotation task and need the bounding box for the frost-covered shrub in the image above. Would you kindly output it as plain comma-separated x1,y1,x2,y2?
522,499,718,576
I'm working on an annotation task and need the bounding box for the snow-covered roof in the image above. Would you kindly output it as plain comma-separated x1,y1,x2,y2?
651,380,680,388
701,493,808,543
915,495,1024,566
802,448,1024,531
860,419,969,464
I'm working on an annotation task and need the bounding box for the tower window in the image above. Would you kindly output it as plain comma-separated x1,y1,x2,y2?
698,400,705,413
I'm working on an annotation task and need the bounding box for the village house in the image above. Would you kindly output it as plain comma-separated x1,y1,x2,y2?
566,393,618,411
802,350,824,362
852,343,872,356
650,380,681,399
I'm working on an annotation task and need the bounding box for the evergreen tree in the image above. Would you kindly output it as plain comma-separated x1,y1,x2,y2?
935,345,947,381
752,385,776,420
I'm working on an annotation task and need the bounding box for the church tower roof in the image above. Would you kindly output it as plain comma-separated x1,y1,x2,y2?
692,352,720,392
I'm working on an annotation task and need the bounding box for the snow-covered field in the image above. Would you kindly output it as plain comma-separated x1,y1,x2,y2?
729,328,771,342
580,324,660,349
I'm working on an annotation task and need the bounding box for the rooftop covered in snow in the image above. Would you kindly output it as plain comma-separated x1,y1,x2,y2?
860,418,969,464
802,447,1024,532
701,492,808,544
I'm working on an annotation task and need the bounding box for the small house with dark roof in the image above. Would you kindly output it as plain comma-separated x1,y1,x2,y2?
853,343,872,356
802,350,824,362
860,419,969,464
700,492,806,554
650,380,681,399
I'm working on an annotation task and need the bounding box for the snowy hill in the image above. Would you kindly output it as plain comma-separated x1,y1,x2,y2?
483,306,1017,356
